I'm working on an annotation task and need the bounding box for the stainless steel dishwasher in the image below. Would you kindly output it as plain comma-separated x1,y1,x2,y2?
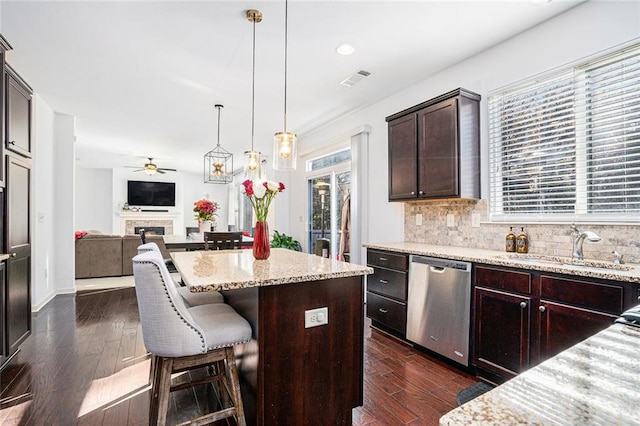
407,256,472,366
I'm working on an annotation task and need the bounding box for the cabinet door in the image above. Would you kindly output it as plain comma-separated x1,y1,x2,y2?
5,69,32,158
538,301,616,361
388,114,417,200
417,98,458,198
6,155,31,355
474,287,531,380
0,261,5,362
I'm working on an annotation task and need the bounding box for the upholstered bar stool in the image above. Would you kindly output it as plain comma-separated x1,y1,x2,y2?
133,251,251,426
137,242,224,306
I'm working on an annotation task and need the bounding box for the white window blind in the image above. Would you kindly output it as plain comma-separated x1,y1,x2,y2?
489,43,640,222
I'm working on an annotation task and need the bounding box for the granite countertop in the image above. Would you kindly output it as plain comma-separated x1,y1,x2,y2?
0,253,9,261
364,242,640,283
171,248,373,292
440,323,640,425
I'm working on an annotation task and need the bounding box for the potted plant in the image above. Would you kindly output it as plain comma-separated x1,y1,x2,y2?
270,230,302,251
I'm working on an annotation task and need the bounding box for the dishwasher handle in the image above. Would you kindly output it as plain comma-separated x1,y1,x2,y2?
410,255,471,272
429,266,446,273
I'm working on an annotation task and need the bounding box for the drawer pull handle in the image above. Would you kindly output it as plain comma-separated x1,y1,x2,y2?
539,306,546,313
378,257,388,262
7,140,15,145
410,191,416,195
418,190,424,195
379,279,389,284
520,301,527,309
378,308,388,314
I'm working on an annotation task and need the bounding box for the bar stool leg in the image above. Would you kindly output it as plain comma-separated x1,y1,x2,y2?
225,347,246,426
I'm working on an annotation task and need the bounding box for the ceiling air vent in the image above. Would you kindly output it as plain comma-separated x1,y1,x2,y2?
340,70,371,87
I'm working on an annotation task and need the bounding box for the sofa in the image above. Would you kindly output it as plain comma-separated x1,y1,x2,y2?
75,233,172,279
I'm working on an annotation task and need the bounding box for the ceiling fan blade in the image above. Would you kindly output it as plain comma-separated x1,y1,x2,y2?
131,168,145,172
157,170,166,174
124,165,141,168
159,168,177,172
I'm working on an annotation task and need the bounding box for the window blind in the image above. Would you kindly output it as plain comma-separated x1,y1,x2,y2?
489,43,640,221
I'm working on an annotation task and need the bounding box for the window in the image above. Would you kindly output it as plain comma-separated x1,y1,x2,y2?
489,43,640,222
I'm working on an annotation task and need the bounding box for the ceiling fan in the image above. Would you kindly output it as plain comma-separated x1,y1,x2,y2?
125,157,177,175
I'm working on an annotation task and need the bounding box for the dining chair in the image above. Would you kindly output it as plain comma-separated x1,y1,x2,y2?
132,250,251,426
137,242,224,306
204,232,243,251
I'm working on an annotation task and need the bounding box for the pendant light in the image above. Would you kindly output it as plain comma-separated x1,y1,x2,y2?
204,104,233,184
273,0,297,171
244,9,263,180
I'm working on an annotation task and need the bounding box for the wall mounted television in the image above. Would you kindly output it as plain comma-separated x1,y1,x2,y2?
127,180,176,207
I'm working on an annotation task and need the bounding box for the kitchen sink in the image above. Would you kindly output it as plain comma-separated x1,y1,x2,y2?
495,254,633,271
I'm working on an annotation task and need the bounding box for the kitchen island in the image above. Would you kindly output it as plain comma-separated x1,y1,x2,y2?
171,248,373,425
440,322,640,425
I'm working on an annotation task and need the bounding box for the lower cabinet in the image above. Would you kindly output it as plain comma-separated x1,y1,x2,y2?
474,287,531,379
474,265,639,383
366,249,408,337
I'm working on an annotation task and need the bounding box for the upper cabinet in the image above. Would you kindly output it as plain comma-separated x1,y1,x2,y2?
5,65,33,158
386,88,480,201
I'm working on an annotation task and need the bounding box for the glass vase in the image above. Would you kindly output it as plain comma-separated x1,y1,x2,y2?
253,221,270,260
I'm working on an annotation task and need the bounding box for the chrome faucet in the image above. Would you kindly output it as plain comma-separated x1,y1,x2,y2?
570,224,601,262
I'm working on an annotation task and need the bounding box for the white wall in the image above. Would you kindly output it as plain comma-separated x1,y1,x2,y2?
75,168,112,232
52,113,76,296
72,167,230,235
292,1,640,260
31,94,56,310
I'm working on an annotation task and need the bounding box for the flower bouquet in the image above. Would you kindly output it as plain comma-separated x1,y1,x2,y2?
193,199,219,233
241,179,286,259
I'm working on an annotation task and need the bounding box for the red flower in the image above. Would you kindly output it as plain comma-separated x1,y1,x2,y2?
242,179,254,196
278,182,286,191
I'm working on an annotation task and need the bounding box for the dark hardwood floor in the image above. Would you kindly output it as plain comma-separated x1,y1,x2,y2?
0,287,477,425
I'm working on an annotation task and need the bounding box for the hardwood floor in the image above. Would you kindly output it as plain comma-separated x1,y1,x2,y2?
1,288,477,425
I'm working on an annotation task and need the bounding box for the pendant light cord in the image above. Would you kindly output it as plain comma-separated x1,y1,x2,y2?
216,105,221,147
251,15,256,151
283,0,288,133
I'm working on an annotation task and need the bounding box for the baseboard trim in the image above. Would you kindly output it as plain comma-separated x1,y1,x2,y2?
31,288,76,312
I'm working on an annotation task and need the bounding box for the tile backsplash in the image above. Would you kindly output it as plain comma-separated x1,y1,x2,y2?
404,199,640,264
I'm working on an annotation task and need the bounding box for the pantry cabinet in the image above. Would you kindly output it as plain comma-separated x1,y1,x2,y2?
386,88,480,201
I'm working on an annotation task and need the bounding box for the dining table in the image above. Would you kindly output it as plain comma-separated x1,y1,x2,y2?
163,233,253,250
170,248,373,425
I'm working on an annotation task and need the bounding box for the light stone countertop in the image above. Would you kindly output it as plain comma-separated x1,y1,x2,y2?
364,242,640,283
0,254,9,261
440,323,640,426
171,248,373,292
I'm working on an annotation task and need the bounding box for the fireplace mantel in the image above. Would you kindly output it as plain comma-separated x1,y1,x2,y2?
118,211,181,235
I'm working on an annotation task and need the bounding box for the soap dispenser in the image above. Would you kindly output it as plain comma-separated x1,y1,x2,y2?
516,227,529,253
506,227,516,252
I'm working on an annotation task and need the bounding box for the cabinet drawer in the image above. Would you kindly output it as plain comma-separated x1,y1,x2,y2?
367,250,408,271
367,292,407,335
368,268,407,301
540,275,624,314
475,266,531,295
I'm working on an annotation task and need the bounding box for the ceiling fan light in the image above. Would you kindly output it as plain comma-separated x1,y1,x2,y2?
273,131,297,170
144,167,157,176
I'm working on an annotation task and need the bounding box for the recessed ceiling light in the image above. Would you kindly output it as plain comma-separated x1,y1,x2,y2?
336,44,355,56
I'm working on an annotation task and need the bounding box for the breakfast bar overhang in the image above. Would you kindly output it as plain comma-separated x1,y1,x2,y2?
171,248,373,425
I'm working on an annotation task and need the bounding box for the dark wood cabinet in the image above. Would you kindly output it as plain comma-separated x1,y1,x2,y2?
474,287,531,379
0,35,11,188
474,265,639,383
5,65,32,158
473,267,533,380
366,249,409,337
5,155,31,355
0,261,6,364
386,88,480,201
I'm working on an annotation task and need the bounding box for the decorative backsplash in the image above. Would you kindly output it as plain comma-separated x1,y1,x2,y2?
404,199,640,264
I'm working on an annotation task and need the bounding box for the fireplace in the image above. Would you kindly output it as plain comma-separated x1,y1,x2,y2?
134,226,165,235
119,211,179,235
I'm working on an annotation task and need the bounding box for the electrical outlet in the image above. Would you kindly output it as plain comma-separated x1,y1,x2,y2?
471,213,480,228
416,213,423,226
447,213,455,227
305,307,328,328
